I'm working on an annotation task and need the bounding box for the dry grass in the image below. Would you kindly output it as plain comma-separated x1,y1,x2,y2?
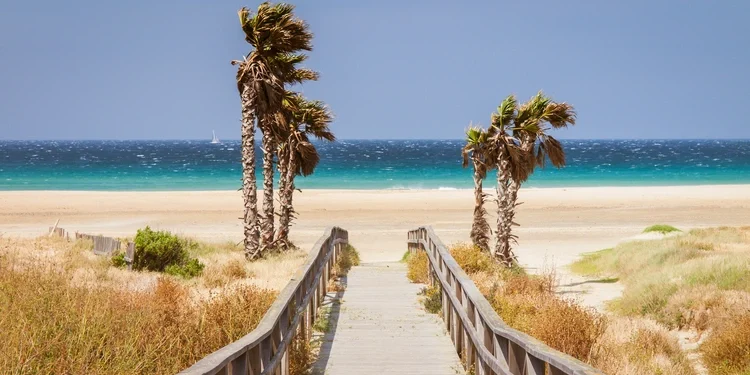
701,312,750,375
589,318,695,375
570,226,750,374
406,250,429,284
0,254,276,374
0,235,319,374
445,243,605,362
420,284,442,314
329,244,360,292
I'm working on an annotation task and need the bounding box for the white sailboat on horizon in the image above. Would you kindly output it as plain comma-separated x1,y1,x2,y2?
211,130,220,144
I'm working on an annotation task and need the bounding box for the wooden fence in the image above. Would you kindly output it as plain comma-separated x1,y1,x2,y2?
49,227,135,269
178,226,349,375
408,226,604,375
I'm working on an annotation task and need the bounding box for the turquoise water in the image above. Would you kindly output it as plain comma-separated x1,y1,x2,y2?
1,140,749,190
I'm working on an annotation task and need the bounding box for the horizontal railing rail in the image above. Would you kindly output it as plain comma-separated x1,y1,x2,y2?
408,226,604,375
179,227,348,375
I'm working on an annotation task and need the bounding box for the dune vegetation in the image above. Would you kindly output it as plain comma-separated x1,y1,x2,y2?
642,224,683,234
407,242,696,375
0,234,313,375
571,226,750,375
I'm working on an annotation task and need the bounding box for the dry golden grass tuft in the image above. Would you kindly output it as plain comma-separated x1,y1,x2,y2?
589,318,696,375
701,312,750,375
328,244,360,292
0,256,276,374
406,250,429,284
0,235,323,374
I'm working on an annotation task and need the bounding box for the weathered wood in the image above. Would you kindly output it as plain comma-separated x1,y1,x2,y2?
48,219,60,237
179,227,348,375
125,242,135,270
312,262,464,375
408,226,605,375
48,226,66,239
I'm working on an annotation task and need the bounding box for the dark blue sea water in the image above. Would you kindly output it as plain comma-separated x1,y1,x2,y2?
1,140,749,190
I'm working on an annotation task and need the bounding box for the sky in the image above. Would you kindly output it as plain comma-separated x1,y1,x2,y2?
1,1,749,140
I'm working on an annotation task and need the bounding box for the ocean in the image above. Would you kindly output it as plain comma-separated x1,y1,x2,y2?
1,140,749,191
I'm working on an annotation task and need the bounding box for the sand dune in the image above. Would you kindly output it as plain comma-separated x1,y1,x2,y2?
1,185,749,309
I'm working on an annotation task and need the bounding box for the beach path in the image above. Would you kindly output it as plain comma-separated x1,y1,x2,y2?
312,261,464,375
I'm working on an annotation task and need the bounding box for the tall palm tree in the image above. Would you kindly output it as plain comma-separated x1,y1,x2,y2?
233,59,266,260
275,94,334,247
237,2,314,253
488,95,533,266
489,92,576,267
461,126,492,252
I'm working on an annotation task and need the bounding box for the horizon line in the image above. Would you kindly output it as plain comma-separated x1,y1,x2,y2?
2,137,750,142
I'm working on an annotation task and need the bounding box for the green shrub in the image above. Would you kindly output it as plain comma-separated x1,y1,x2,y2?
110,252,127,268
134,227,185,272
131,227,204,278
643,224,681,234
165,258,205,279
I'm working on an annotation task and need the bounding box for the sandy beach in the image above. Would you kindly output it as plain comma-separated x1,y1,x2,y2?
2,185,749,308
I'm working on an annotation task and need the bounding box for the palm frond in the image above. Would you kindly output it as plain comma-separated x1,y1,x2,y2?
542,102,576,128
491,95,517,129
539,135,566,168
240,3,313,55
294,140,320,176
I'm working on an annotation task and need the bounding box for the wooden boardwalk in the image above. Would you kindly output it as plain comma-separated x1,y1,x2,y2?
313,262,464,375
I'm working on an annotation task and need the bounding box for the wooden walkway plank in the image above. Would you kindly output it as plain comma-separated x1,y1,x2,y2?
313,262,464,375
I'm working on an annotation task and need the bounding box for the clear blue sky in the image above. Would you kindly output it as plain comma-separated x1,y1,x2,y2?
1,1,749,140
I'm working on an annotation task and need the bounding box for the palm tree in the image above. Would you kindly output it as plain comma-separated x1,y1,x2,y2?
233,59,265,260
488,95,532,266
508,92,576,210
236,2,314,254
461,126,492,252
489,92,576,267
275,94,334,247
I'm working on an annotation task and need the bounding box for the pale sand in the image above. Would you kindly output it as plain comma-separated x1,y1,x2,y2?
1,185,749,309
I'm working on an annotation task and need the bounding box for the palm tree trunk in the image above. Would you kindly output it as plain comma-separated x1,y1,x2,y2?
495,152,516,267
471,157,490,252
260,120,276,248
276,144,296,247
240,84,260,260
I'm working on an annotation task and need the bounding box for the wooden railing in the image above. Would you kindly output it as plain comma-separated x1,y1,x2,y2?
407,227,604,375
179,227,348,375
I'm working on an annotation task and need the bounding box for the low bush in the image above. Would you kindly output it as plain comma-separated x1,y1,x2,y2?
110,252,127,268
420,285,442,314
288,332,313,375
450,243,495,275
334,244,360,277
165,258,205,278
643,224,682,234
131,227,205,278
406,250,429,284
313,306,333,333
